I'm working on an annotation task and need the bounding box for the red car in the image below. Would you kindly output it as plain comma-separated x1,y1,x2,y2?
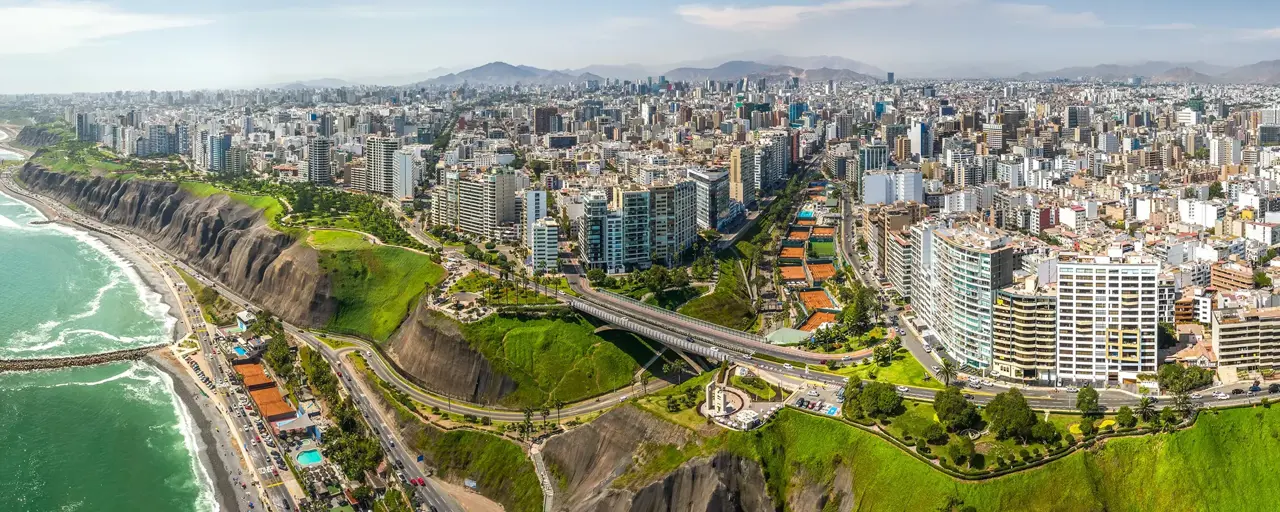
415,478,426,486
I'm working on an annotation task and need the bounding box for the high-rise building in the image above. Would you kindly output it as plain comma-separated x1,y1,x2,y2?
886,72,895,85
689,169,731,231
306,137,333,184
611,187,652,270
365,136,400,195
520,188,547,249
208,133,231,173
991,277,1059,385
912,223,1015,369
1065,105,1091,130
534,107,558,135
908,122,932,158
147,125,170,156
1055,255,1160,386
392,149,417,199
529,218,560,274
226,146,250,174
1212,307,1280,372
578,190,609,271
729,145,757,208
649,180,696,266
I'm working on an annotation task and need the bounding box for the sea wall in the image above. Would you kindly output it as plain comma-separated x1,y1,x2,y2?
17,164,336,328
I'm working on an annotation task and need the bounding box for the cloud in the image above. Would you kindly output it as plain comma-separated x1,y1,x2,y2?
0,2,208,55
991,3,1103,28
676,0,914,31
1139,22,1196,31
1237,27,1280,40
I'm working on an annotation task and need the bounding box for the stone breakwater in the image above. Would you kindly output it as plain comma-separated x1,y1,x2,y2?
0,344,167,372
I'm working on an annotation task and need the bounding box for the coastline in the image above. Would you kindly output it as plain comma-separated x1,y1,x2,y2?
2,167,244,511
147,350,249,512
0,124,33,158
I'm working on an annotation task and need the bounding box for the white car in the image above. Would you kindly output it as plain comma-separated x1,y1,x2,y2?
783,363,794,370
931,365,940,373
1065,387,1080,393
1190,393,1202,399
1215,393,1230,400
896,386,909,393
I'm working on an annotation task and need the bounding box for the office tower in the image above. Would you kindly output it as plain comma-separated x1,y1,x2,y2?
834,113,855,140
858,144,890,171
529,218,559,274
365,136,400,195
912,223,1014,369
1065,105,1091,130
883,123,907,149
534,107,558,135
991,278,1058,385
578,190,609,271
75,112,94,141
227,147,250,174
392,149,417,199
729,145,757,208
318,112,335,137
306,137,333,184
1055,255,1159,385
908,122,932,158
689,169,731,231
521,189,547,249
983,123,1005,153
649,180,697,266
886,72,895,85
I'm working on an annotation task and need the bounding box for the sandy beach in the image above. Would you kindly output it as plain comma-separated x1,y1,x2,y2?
148,351,250,512
0,125,34,158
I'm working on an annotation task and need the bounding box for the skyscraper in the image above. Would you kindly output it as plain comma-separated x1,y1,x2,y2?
689,169,731,231
1055,255,1159,385
886,72,895,85
729,145,757,209
391,149,417,199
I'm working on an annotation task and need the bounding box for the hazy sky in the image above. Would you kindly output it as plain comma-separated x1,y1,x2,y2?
1,0,1279,93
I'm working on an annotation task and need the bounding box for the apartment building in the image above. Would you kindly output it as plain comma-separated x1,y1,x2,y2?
528,218,560,274
649,180,697,266
1212,307,1280,372
1055,255,1160,386
991,276,1058,385
431,168,517,239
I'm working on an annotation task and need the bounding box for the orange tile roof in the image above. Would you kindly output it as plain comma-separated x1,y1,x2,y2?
812,227,835,237
798,290,835,310
780,265,807,281
808,263,837,281
796,219,816,226
798,311,837,332
780,247,806,259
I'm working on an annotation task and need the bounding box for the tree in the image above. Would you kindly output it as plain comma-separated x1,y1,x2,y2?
663,359,689,384
1208,181,1225,199
1135,397,1157,424
1030,421,1060,444
937,359,959,387
948,436,976,468
986,389,1038,442
921,422,949,445
934,386,979,431
857,382,903,418
1255,271,1273,288
1116,406,1137,429
586,268,607,286
1076,387,1099,416
1159,407,1180,432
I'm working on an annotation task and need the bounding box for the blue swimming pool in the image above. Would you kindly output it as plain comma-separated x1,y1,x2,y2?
233,346,248,357
798,210,815,219
296,449,323,466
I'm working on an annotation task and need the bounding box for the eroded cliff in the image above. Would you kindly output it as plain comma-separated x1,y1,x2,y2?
18,165,336,328
543,406,772,512
382,301,517,404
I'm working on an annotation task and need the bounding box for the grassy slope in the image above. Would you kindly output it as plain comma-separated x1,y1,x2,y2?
312,230,445,341
644,285,708,311
678,260,756,330
622,404,1280,511
174,267,239,325
409,426,543,512
461,315,657,407
835,348,943,389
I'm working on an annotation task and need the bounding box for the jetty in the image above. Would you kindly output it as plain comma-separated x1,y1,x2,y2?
0,343,168,372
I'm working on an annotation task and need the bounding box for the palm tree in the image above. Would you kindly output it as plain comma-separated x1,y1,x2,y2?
663,360,689,384
1135,397,1157,423
938,359,959,387
639,373,651,395
553,399,565,426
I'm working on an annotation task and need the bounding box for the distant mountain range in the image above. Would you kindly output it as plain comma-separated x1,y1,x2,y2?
412,59,879,87
260,56,1280,89
1014,60,1280,84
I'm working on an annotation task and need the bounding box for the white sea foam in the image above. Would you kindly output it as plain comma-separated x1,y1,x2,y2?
151,361,219,512
0,215,22,230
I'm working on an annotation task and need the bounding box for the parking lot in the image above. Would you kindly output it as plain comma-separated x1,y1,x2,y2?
787,380,844,417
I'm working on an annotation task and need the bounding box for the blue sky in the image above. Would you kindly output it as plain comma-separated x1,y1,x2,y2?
1,0,1278,93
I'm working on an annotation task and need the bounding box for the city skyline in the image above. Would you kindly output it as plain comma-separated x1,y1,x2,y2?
4,0,1280,93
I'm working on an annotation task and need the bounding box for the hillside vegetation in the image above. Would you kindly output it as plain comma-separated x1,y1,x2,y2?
678,260,756,330
311,229,445,341
613,405,1280,511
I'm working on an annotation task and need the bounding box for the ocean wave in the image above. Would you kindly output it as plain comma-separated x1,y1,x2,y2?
152,361,219,512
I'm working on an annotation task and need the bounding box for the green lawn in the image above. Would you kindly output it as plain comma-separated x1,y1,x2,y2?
308,229,375,251
678,260,756,330
316,237,445,341
643,285,707,311
448,270,557,305
730,375,777,401
834,348,942,389
460,315,658,407
809,241,835,258
633,372,713,431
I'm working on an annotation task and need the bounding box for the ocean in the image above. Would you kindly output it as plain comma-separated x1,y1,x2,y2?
0,188,216,511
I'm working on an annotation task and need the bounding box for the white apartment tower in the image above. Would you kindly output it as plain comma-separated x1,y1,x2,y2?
1054,255,1160,386
366,136,400,195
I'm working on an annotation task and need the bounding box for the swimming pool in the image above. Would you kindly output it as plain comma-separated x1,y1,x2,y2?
798,210,815,219
233,346,248,357
296,449,323,467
